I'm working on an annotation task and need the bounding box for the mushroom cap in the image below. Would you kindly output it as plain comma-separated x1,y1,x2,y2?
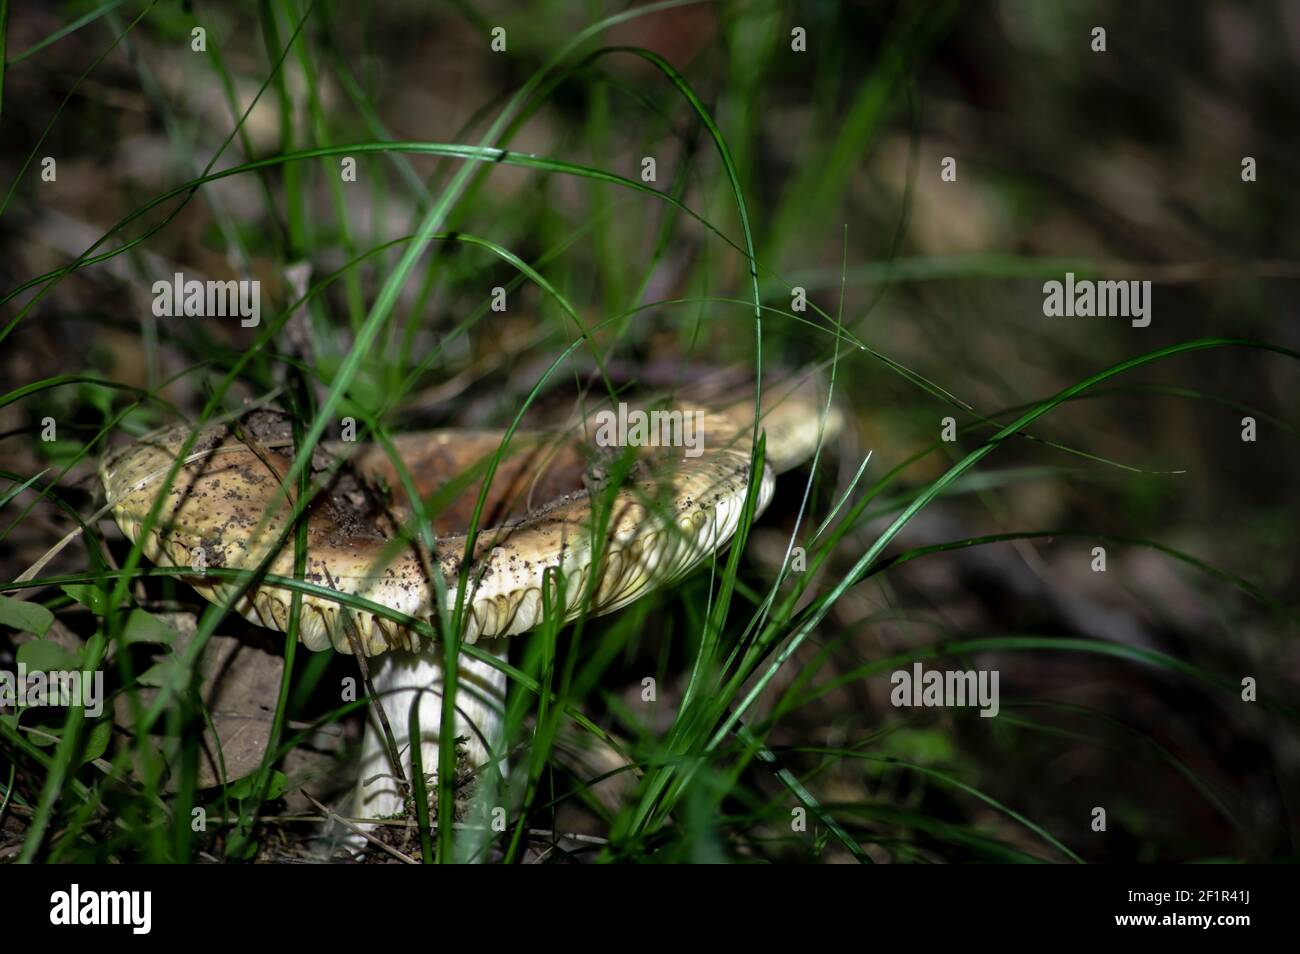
99,379,837,656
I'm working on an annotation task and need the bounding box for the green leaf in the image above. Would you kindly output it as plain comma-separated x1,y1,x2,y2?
229,769,290,801
77,380,116,418
0,594,53,636
879,727,956,765
30,726,61,748
39,439,86,468
81,719,113,764
60,583,107,614
137,655,187,689
121,609,179,646
16,639,81,673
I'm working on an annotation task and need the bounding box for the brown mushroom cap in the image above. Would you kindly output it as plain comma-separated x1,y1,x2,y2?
99,379,838,656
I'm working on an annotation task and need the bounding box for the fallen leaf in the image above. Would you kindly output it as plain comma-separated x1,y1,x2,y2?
117,630,285,791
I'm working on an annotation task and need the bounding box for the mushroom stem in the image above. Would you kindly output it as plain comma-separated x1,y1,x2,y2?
356,639,509,825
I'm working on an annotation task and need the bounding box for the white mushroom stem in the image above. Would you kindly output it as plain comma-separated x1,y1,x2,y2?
356,639,509,824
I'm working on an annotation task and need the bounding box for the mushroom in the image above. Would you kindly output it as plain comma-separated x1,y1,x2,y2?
99,375,840,838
